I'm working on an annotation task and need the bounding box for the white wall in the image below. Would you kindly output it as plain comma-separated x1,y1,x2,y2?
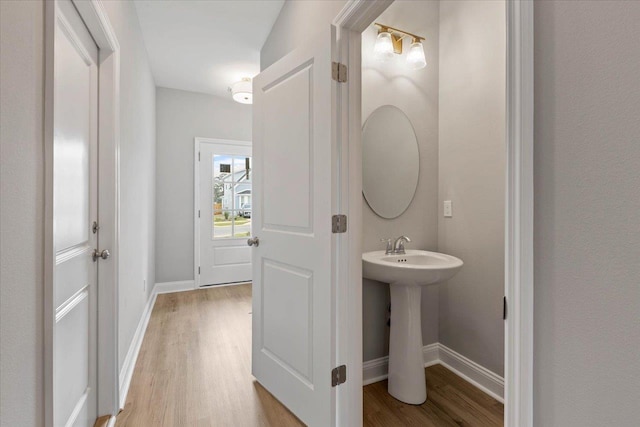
0,1,156,423
260,0,347,70
155,87,252,283
534,1,640,425
100,0,157,373
361,0,440,361
0,2,45,425
438,0,506,377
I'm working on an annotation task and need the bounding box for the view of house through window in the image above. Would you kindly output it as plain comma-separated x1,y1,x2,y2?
212,154,252,239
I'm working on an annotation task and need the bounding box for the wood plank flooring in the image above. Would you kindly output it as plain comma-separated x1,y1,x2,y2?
363,365,503,426
116,283,503,427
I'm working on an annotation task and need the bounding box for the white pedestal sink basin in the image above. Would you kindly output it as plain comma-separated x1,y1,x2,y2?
362,250,463,404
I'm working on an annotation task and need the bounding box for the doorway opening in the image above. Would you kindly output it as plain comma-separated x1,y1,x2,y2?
334,0,533,426
359,0,505,424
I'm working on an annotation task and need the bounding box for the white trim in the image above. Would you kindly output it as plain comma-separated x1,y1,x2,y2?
362,343,439,386
504,1,534,426
106,416,117,427
439,344,505,403
362,343,504,403
44,0,121,424
154,280,197,295
118,291,157,408
332,3,393,426
193,137,252,289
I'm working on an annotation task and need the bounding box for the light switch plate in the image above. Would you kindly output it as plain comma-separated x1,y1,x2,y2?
444,200,453,217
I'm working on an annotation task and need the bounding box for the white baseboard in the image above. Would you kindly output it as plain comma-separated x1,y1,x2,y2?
363,343,439,386
362,342,504,402
106,416,117,427
118,280,196,408
118,291,157,408
362,356,389,386
438,343,504,403
154,280,196,294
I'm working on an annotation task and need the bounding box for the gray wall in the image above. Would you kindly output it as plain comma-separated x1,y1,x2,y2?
260,0,346,70
155,87,252,283
0,2,45,425
438,0,506,377
100,0,157,373
361,0,440,361
0,1,156,423
534,1,640,425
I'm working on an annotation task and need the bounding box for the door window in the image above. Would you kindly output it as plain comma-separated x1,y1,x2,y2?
212,154,252,239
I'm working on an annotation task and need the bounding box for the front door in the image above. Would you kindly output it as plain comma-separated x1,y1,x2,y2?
53,0,99,425
197,139,253,286
251,27,338,426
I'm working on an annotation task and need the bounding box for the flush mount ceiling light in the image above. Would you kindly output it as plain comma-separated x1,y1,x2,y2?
373,23,427,69
230,78,252,104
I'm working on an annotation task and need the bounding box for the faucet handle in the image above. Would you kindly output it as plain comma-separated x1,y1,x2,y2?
380,238,393,254
394,235,411,254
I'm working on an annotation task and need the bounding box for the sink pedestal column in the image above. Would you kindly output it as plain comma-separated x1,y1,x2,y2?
388,283,426,405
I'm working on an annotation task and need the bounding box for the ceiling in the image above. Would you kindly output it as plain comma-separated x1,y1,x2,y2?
134,0,284,99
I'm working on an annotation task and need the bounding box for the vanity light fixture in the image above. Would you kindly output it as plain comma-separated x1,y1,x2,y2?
373,23,427,69
230,78,252,104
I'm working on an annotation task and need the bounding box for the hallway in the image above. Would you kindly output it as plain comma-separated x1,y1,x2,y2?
116,284,302,426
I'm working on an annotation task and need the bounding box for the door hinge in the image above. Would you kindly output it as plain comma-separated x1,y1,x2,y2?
198,266,201,275
332,62,347,83
503,296,507,320
331,365,346,387
332,214,347,233
92,221,100,234
198,152,201,161
198,210,201,218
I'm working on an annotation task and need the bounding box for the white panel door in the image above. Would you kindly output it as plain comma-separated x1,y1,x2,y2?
53,1,99,426
198,139,253,286
251,27,338,426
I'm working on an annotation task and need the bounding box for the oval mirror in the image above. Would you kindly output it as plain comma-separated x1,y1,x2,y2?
362,105,419,219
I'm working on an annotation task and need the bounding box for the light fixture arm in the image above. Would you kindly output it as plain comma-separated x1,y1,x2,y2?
374,23,425,43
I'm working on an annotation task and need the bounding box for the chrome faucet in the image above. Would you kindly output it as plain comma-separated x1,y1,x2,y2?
381,236,412,255
393,236,411,255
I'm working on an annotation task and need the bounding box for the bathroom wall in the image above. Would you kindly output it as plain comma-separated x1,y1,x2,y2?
361,0,440,361
437,0,506,376
155,87,252,283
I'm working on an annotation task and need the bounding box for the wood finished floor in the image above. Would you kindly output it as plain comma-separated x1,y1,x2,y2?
116,283,503,427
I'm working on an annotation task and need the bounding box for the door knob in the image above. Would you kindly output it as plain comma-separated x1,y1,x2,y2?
92,249,110,262
247,237,260,247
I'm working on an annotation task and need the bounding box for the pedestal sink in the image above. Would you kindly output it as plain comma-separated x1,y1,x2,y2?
362,250,463,404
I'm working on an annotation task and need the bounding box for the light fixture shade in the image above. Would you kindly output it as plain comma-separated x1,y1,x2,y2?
407,41,427,69
374,31,395,61
231,78,252,104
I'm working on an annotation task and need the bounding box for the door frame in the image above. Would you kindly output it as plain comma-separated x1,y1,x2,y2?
193,137,252,289
332,1,534,426
44,0,121,424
